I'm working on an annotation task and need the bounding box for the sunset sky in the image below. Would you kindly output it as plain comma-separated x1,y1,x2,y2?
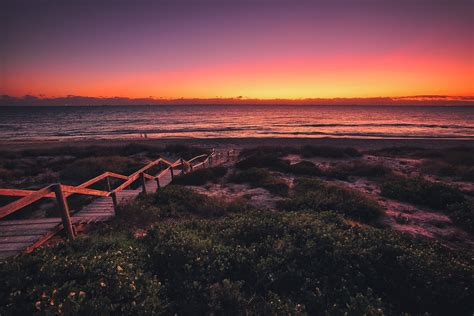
1,0,473,101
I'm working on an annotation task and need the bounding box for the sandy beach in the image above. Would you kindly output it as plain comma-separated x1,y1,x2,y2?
1,137,474,152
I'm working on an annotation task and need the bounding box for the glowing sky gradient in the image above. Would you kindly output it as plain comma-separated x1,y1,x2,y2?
1,0,473,100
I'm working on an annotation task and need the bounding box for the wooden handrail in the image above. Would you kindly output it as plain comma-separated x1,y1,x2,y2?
0,185,53,219
0,150,231,220
61,185,109,197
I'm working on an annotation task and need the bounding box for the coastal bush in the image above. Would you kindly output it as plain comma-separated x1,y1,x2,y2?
163,144,209,160
229,168,289,196
287,160,321,175
324,161,391,180
141,211,474,315
59,156,141,183
173,166,227,186
300,145,362,158
278,178,383,223
372,146,474,181
236,154,290,171
0,233,165,315
1,211,473,315
421,160,474,182
446,201,474,234
239,146,297,159
380,176,465,210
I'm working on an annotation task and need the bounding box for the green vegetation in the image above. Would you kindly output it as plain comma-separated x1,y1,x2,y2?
1,211,472,315
115,185,244,229
59,156,141,184
279,178,383,223
372,146,474,182
0,143,209,187
381,176,464,210
0,233,164,315
447,201,474,234
286,160,321,175
229,168,289,196
324,161,391,180
381,176,473,233
173,166,227,186
300,145,362,158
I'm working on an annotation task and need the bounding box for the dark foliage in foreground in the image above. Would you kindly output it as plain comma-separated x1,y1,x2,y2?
1,211,472,315
0,234,164,315
173,166,227,186
229,168,289,196
278,178,383,223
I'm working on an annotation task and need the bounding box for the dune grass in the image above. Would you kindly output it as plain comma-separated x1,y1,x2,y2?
371,146,474,182
380,176,465,210
323,161,391,180
381,176,473,233
115,185,249,229
229,168,289,196
1,211,472,315
278,178,383,223
173,166,227,186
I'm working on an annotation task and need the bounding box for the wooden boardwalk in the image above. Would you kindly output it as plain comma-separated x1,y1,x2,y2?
0,152,229,259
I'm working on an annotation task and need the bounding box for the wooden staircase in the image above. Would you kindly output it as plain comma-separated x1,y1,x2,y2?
0,151,233,259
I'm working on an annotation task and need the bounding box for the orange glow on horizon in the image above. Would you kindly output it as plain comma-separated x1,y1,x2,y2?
3,52,473,99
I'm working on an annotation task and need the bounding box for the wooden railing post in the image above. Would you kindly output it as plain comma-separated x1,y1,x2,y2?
140,172,147,194
170,167,174,180
52,184,75,240
106,177,118,210
181,159,185,174
155,178,160,192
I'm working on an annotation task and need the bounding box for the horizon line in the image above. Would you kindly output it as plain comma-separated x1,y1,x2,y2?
1,94,473,106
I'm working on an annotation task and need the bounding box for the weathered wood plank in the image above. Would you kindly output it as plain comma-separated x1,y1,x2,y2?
0,222,60,232
0,218,61,226
0,242,31,252
0,229,52,237
0,235,43,243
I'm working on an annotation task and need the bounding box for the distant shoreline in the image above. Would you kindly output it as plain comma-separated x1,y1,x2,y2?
1,137,474,151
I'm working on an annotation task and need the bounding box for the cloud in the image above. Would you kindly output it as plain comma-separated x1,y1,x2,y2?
0,95,472,106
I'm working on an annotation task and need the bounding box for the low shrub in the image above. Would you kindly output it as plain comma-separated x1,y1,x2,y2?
2,211,472,315
173,166,227,186
0,233,165,315
141,211,474,315
236,154,290,171
59,156,141,184
287,160,321,175
239,146,297,159
278,178,383,223
229,168,289,196
447,201,474,234
300,145,362,158
421,160,474,182
380,176,465,210
324,161,391,180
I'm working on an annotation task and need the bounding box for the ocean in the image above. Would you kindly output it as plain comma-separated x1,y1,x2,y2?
1,105,473,141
